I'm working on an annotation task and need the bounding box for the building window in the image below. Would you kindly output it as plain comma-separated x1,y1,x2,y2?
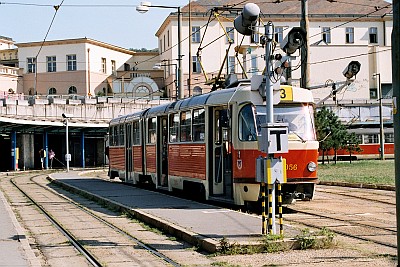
274,26,284,43
345,27,354,44
47,56,56,72
167,30,170,47
68,86,77,94
66,54,77,71
227,56,235,74
159,39,163,53
226,27,234,43
27,57,36,73
369,27,378,44
136,85,150,99
250,55,258,74
370,88,378,99
322,27,331,43
192,26,201,43
101,57,106,73
111,60,116,75
192,56,201,73
163,34,166,51
48,87,57,95
251,32,259,43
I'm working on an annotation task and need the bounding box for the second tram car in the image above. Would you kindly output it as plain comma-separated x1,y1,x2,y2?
319,126,394,161
108,82,319,205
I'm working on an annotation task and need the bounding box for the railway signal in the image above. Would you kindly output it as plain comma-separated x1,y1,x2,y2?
234,4,295,235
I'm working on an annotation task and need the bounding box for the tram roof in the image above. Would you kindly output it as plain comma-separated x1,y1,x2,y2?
109,110,147,126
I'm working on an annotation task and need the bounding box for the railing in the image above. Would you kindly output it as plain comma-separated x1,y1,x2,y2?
0,65,18,76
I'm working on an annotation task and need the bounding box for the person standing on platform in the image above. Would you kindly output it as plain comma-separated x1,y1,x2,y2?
39,148,46,170
48,149,55,169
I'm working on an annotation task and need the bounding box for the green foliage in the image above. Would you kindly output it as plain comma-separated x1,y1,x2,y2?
318,160,395,185
295,227,336,250
315,107,361,163
262,234,285,253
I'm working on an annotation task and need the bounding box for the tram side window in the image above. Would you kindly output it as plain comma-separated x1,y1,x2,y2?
385,133,394,143
364,134,378,144
118,125,125,146
169,113,179,142
239,104,257,141
133,121,140,145
109,126,114,146
180,111,192,142
355,134,363,144
193,108,205,142
148,118,156,144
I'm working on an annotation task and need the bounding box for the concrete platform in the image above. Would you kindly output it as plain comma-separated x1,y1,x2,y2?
0,187,40,266
49,171,302,253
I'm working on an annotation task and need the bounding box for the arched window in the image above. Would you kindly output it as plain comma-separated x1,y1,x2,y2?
68,86,77,94
135,85,150,99
48,87,57,95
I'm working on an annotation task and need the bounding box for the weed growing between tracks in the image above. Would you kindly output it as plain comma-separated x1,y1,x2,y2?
216,228,336,255
295,227,336,250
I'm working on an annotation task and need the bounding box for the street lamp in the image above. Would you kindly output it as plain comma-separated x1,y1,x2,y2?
136,1,183,99
62,113,72,172
373,73,385,160
153,62,178,100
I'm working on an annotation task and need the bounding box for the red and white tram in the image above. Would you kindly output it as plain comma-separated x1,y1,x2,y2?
320,126,395,161
108,82,319,205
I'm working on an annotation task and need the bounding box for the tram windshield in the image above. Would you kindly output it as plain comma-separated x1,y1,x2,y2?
256,104,316,141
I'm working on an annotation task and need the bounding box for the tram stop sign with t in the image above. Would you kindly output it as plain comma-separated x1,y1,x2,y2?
259,123,289,154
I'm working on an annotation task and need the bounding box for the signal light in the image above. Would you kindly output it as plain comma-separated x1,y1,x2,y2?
280,27,306,55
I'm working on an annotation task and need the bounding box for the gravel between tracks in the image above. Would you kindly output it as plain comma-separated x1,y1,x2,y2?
3,170,393,267
84,170,397,266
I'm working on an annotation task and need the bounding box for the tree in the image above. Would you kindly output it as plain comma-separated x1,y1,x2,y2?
315,107,360,164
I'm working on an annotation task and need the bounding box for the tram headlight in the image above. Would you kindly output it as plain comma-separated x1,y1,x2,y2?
307,161,317,172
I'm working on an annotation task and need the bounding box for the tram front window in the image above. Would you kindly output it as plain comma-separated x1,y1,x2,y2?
256,105,316,141
239,104,257,141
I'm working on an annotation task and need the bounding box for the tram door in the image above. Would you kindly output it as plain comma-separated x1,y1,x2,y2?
211,108,233,198
125,122,133,181
157,116,168,187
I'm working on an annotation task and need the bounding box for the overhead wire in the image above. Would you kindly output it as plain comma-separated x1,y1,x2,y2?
4,0,394,93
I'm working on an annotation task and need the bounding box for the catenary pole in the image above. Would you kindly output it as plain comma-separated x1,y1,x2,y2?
300,0,310,89
392,0,400,265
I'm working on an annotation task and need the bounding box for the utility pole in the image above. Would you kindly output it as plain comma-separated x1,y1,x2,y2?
188,0,192,97
392,0,400,265
300,0,310,89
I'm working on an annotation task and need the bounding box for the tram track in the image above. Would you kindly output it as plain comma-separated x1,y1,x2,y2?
283,185,397,250
9,174,181,267
284,206,397,248
317,185,396,206
75,172,399,253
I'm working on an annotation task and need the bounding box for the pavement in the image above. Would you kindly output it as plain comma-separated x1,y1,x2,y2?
48,170,303,253
0,186,40,267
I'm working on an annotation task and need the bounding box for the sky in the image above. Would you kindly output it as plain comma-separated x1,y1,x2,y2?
0,0,394,50
0,0,190,50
